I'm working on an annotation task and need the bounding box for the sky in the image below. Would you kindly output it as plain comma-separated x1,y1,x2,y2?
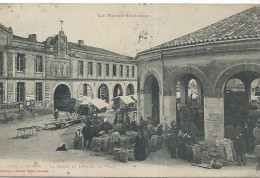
0,4,255,57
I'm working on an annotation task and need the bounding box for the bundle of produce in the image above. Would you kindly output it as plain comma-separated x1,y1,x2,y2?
198,148,218,164
108,137,114,154
119,149,129,163
90,137,98,150
157,135,164,150
113,148,121,160
108,129,114,135
101,136,109,152
119,135,131,148
128,148,135,161
90,137,102,152
192,144,203,161
126,131,138,144
114,124,126,135
147,124,156,135
184,144,193,162
150,135,158,152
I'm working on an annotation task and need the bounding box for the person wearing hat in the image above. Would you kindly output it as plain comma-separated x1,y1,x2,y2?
103,117,113,133
73,126,83,149
130,118,138,132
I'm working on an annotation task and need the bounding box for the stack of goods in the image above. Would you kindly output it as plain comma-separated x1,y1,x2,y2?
108,136,114,154
128,148,135,161
147,124,156,135
150,135,158,152
113,148,130,163
215,138,234,161
197,147,218,164
192,144,203,163
119,135,131,149
184,144,193,162
126,131,138,145
157,135,164,150
101,135,109,152
90,137,103,152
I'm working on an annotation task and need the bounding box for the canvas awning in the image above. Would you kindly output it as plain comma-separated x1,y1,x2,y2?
114,96,135,105
80,98,109,110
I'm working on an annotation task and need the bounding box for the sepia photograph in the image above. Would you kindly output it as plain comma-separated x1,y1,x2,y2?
0,3,260,177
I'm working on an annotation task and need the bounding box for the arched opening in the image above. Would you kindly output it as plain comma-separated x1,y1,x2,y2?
54,84,71,110
223,71,260,155
98,84,109,103
126,84,135,95
113,84,123,98
175,74,204,140
143,75,160,126
77,83,93,101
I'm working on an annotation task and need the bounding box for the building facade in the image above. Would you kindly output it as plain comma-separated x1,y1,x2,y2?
136,6,260,142
0,24,137,110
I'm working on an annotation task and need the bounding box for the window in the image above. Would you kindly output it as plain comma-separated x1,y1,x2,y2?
120,65,123,77
88,62,93,75
35,56,43,72
83,84,88,96
60,63,64,76
78,61,83,76
0,52,3,76
54,64,58,76
97,63,102,76
16,53,25,72
113,64,117,77
66,63,70,76
126,66,129,77
106,64,109,76
17,82,25,102
0,83,3,104
132,66,135,77
36,83,42,101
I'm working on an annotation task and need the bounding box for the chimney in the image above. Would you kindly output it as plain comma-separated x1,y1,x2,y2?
28,34,37,42
78,40,84,47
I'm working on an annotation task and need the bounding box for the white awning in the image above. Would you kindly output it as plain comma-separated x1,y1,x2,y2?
80,98,109,110
115,96,135,105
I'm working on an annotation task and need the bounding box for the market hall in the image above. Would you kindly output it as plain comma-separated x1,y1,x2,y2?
137,6,260,142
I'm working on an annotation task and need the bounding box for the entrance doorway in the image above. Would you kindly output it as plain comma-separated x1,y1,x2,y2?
54,84,71,110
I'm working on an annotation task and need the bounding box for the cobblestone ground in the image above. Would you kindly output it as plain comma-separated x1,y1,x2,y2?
0,114,259,177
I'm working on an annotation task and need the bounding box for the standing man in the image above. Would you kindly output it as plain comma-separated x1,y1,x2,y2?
167,129,179,158
54,109,59,120
233,133,246,166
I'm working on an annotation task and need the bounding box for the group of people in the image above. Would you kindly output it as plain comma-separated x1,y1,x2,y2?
225,119,260,167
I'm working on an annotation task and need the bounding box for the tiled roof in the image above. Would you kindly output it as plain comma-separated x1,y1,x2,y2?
138,6,260,54
68,42,132,60
13,35,132,60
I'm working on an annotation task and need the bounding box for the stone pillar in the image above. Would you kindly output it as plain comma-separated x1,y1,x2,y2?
163,95,176,127
244,81,251,105
204,97,224,142
180,81,188,107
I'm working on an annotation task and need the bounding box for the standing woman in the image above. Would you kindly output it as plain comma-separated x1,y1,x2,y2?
73,126,83,149
134,129,148,161
54,109,59,120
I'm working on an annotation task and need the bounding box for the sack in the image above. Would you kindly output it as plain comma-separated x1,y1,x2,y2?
157,135,164,150
150,135,158,152
90,137,97,150
102,137,109,152
120,136,131,149
113,148,121,160
108,137,114,154
128,149,135,161
119,149,129,163
126,131,138,145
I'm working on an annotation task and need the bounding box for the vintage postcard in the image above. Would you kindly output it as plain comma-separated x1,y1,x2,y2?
0,3,260,177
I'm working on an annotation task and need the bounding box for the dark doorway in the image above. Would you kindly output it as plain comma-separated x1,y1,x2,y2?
126,84,135,95
98,84,109,103
113,84,123,98
54,84,71,110
151,77,160,126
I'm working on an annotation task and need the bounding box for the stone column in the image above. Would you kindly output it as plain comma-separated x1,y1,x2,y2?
163,95,176,127
204,97,225,142
244,81,251,105
180,80,188,107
